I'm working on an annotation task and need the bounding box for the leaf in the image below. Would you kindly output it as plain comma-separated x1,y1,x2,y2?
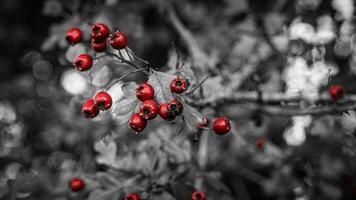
65,43,86,63
96,172,121,189
94,139,118,168
182,102,203,132
107,82,124,104
112,98,139,125
88,187,124,200
92,66,112,87
122,82,138,97
148,70,175,104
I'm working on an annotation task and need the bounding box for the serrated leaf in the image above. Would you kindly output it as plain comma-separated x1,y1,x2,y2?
88,187,123,200
112,98,139,125
94,139,118,167
182,102,203,132
148,70,175,104
122,82,138,97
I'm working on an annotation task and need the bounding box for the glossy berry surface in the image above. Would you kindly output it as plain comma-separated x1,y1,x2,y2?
170,77,187,94
66,27,83,45
329,85,344,101
109,31,128,49
82,99,99,118
94,92,112,111
69,178,85,192
125,193,140,200
91,39,107,52
168,99,184,116
136,83,155,101
73,54,93,71
140,100,159,120
129,113,147,132
192,191,206,200
91,23,110,41
158,103,175,121
197,117,209,128
213,117,231,135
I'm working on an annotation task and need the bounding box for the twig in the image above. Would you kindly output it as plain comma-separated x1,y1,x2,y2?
186,75,210,95
105,68,150,90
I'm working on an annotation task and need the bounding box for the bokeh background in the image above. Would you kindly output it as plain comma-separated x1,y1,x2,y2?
1,0,356,199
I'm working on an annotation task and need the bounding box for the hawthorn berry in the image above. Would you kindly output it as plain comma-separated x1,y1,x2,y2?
256,137,266,150
66,27,83,45
140,100,159,120
136,83,155,101
73,54,93,71
197,117,209,128
158,103,175,121
109,31,128,49
125,193,140,200
129,113,147,132
170,77,187,94
168,99,184,116
69,178,85,192
91,23,110,41
94,92,113,111
82,99,99,118
329,85,344,101
192,191,206,200
91,39,107,52
212,117,231,135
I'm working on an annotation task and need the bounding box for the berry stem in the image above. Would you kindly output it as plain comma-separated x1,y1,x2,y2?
186,75,209,95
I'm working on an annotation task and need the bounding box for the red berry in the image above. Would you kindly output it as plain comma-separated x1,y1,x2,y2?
129,113,147,132
168,99,184,116
192,191,206,200
94,92,112,111
158,103,175,121
91,23,110,41
82,99,99,118
69,178,85,192
329,85,344,101
256,137,266,150
73,54,93,71
170,77,187,94
197,117,209,128
136,83,155,101
125,193,140,200
212,117,231,135
109,31,128,49
91,39,107,52
140,100,159,120
66,27,83,45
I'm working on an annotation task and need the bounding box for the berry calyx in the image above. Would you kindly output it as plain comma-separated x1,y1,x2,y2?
329,85,344,101
91,23,110,41
168,99,184,116
136,83,155,101
109,31,128,49
212,117,231,135
197,117,209,128
73,54,93,71
82,99,100,118
66,27,83,45
91,39,107,52
158,103,175,121
140,100,159,120
125,193,140,200
170,77,187,94
192,191,206,200
69,178,85,192
94,92,113,111
129,113,147,133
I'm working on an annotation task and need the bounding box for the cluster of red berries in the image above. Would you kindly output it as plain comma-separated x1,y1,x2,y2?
82,91,113,118
129,81,186,133
69,178,206,199
66,23,128,71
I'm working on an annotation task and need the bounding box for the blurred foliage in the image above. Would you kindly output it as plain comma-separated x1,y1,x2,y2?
1,0,356,200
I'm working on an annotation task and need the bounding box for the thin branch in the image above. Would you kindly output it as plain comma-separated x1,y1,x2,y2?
186,75,210,95
105,68,150,90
